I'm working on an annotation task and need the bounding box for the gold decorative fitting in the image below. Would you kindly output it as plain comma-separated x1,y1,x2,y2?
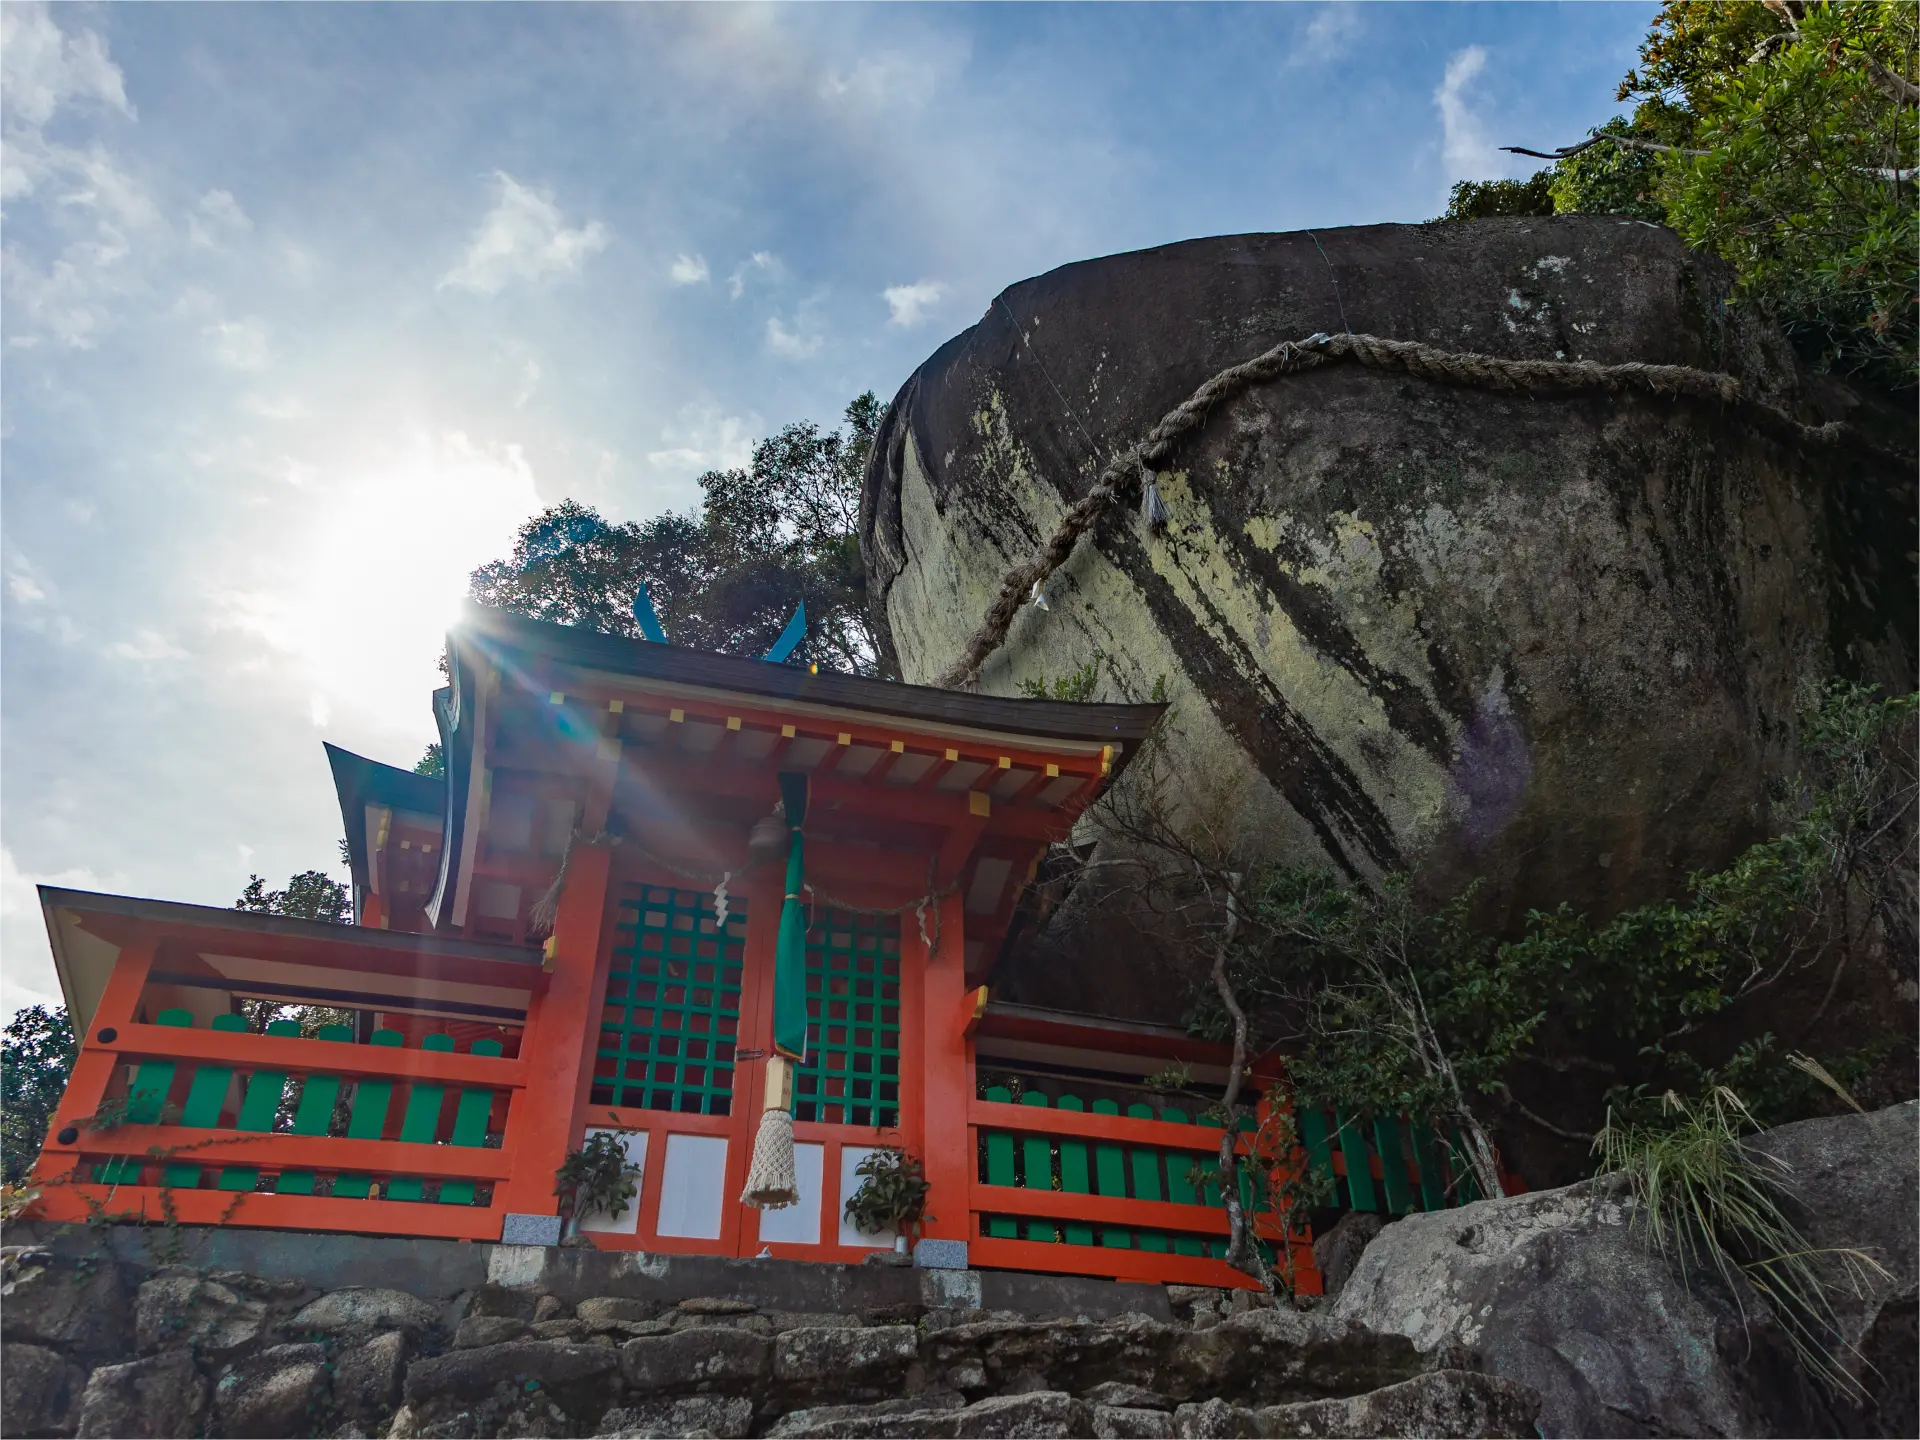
836,732,851,747
1046,763,1059,778
969,791,991,818
549,692,565,706
608,699,624,714
541,936,558,971
945,748,959,763
726,716,742,731
781,724,796,738
890,739,905,753
669,708,685,723
998,756,1012,769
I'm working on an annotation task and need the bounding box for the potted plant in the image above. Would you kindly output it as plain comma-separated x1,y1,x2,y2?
842,1146,930,1253
554,1132,641,1234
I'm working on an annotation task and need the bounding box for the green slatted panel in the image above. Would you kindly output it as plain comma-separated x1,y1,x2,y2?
334,1029,403,1200
1373,1116,1414,1215
1019,1092,1056,1243
275,1024,354,1195
1201,1121,1226,1260
1335,1109,1378,1212
216,1019,301,1192
386,1035,454,1202
165,1013,250,1189
1160,1107,1206,1257
595,886,745,1115
1449,1126,1482,1203
1412,1121,1448,1212
1126,1104,1168,1253
796,910,900,1128
1297,1107,1337,1190
1055,1095,1095,1246
95,1009,190,1185
438,1038,504,1205
982,1086,1018,1238
1090,1099,1130,1249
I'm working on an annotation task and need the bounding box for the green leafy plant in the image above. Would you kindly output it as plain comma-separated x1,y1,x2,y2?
554,1131,640,1224
842,1146,931,1239
1598,1086,1890,1399
1018,659,1103,703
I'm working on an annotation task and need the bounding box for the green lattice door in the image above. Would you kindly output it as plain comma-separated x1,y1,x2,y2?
592,884,746,1116
793,909,902,1129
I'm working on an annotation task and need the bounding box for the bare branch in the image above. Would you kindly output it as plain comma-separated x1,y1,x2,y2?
1501,135,1709,161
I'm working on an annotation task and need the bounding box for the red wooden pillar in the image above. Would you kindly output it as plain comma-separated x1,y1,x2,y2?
913,892,971,1244
30,938,157,1187
494,841,613,1219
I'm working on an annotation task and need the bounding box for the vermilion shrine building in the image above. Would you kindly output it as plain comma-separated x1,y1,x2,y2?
31,604,1486,1288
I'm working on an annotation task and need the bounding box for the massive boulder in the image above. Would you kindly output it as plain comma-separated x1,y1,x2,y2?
861,219,1915,1019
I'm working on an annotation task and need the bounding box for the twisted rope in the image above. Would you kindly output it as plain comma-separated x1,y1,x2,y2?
934,331,1909,690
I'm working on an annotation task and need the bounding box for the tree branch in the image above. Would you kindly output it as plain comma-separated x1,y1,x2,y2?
1501,135,1709,161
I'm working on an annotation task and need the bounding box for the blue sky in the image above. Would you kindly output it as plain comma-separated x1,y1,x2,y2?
0,1,1656,1018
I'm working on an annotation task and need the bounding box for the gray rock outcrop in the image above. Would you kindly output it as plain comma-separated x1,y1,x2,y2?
1329,1100,1919,1437
861,219,1916,1020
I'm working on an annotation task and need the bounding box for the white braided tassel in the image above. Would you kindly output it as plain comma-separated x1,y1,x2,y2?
740,1056,799,1209
1140,469,1170,533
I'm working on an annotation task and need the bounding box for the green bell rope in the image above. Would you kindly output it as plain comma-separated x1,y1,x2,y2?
771,771,811,1064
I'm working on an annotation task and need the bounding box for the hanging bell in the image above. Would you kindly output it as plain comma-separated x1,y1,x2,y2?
747,802,788,866
1140,469,1170,535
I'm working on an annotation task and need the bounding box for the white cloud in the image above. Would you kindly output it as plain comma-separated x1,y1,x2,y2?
513,357,541,408
109,629,189,662
0,2,130,150
438,171,610,295
205,317,269,371
188,188,252,247
670,252,710,285
0,6,159,349
645,403,759,475
1435,45,1511,183
764,314,823,359
1286,4,1362,71
7,554,49,603
883,279,946,327
727,251,779,299
1,845,126,1018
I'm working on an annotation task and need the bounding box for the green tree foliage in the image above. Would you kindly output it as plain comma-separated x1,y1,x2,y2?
414,742,445,778
1532,1,1918,386
235,869,352,925
470,395,892,676
2,1005,76,1183
1116,681,1914,1196
1443,172,1556,219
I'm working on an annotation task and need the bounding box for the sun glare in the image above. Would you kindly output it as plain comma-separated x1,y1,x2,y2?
260,428,542,743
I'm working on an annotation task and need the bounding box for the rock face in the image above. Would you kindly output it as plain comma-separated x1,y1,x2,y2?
862,219,1915,1017
1325,1103,1920,1436
1748,1099,1919,1437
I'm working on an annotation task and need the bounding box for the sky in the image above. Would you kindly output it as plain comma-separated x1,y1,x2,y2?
0,1,1657,1020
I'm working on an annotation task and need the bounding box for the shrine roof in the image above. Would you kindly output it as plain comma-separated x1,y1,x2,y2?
326,743,446,905
39,885,543,1032
451,603,1167,749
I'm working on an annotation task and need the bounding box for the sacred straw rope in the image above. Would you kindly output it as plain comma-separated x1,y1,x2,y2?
934,330,1911,691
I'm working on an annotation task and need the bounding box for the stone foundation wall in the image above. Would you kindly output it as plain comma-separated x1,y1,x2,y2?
0,1235,1534,1440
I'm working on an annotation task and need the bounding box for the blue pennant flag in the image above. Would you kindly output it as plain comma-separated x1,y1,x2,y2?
762,602,806,664
632,584,668,644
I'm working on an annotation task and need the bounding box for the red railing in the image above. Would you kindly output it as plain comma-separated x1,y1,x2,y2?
29,1009,531,1241
966,1091,1317,1292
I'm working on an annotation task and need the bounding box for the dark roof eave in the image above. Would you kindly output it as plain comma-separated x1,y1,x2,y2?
452,603,1167,749
38,886,543,968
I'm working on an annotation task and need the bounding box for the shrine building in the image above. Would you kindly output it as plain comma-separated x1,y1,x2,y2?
30,603,1489,1289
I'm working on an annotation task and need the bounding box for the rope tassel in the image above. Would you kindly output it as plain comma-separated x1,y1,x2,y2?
741,1056,799,1209
1140,469,1170,533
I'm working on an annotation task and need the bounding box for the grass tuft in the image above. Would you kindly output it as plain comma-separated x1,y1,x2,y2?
1597,1086,1890,1401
